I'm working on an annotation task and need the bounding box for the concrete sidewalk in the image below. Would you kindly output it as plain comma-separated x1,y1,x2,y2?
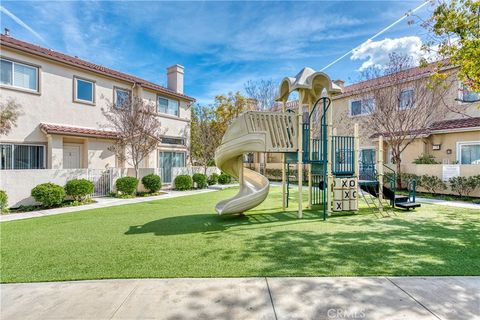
416,197,480,210
0,188,219,223
1,277,479,320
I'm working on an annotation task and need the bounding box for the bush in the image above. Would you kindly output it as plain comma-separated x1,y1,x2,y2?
0,190,8,213
174,175,193,190
192,173,208,189
142,174,161,193
116,176,139,195
218,173,232,185
208,173,219,185
413,153,439,164
449,176,477,198
31,183,65,207
418,175,447,195
64,179,94,201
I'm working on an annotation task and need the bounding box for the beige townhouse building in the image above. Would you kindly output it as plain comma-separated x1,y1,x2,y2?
0,33,195,183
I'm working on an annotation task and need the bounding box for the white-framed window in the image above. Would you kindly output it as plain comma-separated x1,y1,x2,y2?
0,58,39,92
114,87,131,108
457,141,480,164
157,95,180,116
74,76,95,104
0,144,45,170
349,97,375,117
458,83,480,103
399,88,415,110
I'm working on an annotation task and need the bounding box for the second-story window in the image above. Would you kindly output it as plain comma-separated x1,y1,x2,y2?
461,84,480,103
114,87,131,108
74,77,95,104
0,58,39,92
399,88,415,110
157,95,179,116
349,97,374,116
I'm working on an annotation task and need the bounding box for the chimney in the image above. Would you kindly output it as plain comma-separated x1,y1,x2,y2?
4,28,10,36
167,64,184,94
333,79,345,89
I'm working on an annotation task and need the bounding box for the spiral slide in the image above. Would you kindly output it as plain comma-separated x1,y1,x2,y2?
214,111,298,215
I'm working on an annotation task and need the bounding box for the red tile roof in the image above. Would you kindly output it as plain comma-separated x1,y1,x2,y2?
0,35,195,102
338,60,452,97
429,117,480,131
40,123,119,139
370,117,480,138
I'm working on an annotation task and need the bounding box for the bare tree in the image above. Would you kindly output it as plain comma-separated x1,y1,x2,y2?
190,105,223,174
102,96,164,178
358,53,452,187
244,79,278,111
0,98,22,136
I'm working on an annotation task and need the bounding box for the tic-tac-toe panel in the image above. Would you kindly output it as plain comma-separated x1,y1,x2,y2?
332,177,358,212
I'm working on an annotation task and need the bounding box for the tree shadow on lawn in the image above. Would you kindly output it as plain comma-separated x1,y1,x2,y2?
124,209,321,236
125,205,479,277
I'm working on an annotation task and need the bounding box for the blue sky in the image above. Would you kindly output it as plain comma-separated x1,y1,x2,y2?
0,1,434,104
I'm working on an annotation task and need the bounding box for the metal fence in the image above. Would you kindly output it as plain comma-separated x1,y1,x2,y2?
86,169,122,197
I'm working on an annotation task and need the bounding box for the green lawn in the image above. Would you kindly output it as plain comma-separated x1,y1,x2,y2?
1,187,479,283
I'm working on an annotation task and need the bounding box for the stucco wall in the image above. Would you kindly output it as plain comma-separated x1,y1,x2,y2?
393,164,480,197
0,46,191,169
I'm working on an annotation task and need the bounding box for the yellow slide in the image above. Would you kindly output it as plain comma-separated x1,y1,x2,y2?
214,111,298,215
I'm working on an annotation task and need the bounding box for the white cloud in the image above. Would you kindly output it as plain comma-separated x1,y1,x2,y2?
351,36,431,70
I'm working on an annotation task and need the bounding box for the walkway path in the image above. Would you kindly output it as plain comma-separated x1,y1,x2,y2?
416,197,480,210
2,277,478,319
0,188,223,223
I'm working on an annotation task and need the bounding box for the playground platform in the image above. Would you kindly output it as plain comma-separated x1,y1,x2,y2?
2,276,478,319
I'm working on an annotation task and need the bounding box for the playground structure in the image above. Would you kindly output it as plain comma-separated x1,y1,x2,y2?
214,68,419,218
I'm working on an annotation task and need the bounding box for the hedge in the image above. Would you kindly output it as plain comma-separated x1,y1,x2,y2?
174,175,193,190
65,179,94,201
116,177,139,195
192,173,208,189
31,183,65,207
142,174,161,193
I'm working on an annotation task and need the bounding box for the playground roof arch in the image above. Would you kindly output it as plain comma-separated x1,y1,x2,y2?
276,67,343,104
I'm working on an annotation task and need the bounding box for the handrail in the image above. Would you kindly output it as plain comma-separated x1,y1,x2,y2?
382,164,396,207
408,179,417,203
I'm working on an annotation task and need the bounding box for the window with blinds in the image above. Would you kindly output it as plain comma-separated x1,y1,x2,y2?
0,144,45,170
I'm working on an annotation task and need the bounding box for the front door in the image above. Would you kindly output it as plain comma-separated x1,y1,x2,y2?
63,144,81,169
359,148,376,180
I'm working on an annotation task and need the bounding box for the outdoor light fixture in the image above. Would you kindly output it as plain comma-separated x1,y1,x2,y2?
432,144,441,150
446,149,452,155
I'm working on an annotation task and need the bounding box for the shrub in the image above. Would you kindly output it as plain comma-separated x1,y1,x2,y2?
116,176,139,195
208,173,219,185
413,153,439,164
418,175,447,195
192,173,208,189
174,175,193,190
449,176,477,198
142,174,161,193
31,183,65,207
218,173,232,185
0,190,8,213
65,179,94,201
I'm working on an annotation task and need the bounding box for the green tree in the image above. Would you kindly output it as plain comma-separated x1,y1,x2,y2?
213,91,251,136
422,0,480,92
190,105,222,173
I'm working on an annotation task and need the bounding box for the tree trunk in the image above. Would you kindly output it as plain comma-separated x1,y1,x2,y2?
395,157,402,189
